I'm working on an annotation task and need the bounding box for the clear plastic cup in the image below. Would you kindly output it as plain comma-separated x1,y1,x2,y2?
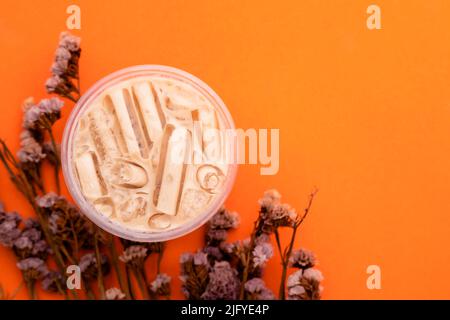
61,65,237,242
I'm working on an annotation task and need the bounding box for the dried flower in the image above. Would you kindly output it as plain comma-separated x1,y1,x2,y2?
258,189,281,211
180,251,210,299
105,287,126,300
13,218,49,260
42,141,60,166
23,98,63,131
17,130,45,164
41,271,64,293
150,273,171,297
208,208,240,230
287,268,323,300
260,203,297,233
289,248,316,270
0,211,22,247
303,268,324,282
79,253,110,281
203,246,224,263
37,193,94,250
244,278,275,300
205,228,228,245
17,257,48,281
59,32,81,53
201,261,240,300
46,32,80,100
119,245,148,269
252,242,273,269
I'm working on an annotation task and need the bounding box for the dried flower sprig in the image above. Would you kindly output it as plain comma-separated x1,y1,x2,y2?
46,32,81,102
119,245,151,299
272,189,318,300
0,30,173,301
105,287,126,300
21,97,64,193
201,261,240,300
244,278,275,300
180,189,321,301
180,251,210,299
287,268,323,300
150,273,171,299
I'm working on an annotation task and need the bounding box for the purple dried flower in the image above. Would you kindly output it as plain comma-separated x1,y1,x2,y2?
201,261,240,300
180,251,210,299
203,246,223,262
46,32,80,98
55,47,71,61
37,192,95,249
252,242,273,268
244,278,275,300
79,253,110,280
302,268,324,282
23,98,63,131
105,287,126,300
119,245,148,264
208,208,240,230
51,59,69,77
36,192,63,209
205,228,227,245
150,273,171,297
260,203,297,233
287,268,323,300
59,32,81,52
0,211,21,247
17,130,45,164
258,189,281,211
17,257,48,281
289,248,316,270
41,271,64,293
45,75,65,94
13,217,50,260
42,141,60,166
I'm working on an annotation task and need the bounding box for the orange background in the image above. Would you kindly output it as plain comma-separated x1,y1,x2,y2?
1,0,450,299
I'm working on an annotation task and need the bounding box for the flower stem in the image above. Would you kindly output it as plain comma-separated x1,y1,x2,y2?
134,268,150,300
108,239,131,299
238,220,260,300
94,235,106,299
278,190,318,300
278,226,298,300
126,266,136,300
46,128,60,194
25,280,37,300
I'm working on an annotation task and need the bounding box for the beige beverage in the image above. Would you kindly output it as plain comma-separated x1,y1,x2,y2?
70,73,230,234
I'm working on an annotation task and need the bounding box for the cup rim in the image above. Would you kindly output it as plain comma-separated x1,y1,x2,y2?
61,65,237,242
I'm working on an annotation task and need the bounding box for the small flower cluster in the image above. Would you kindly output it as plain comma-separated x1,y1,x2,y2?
258,189,297,233
150,273,171,298
22,97,63,133
180,251,210,299
119,245,148,269
105,287,126,300
0,204,64,298
201,261,240,300
180,189,320,300
118,240,168,299
46,32,81,101
79,252,111,281
16,97,63,193
36,192,95,251
287,249,323,300
181,207,275,300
